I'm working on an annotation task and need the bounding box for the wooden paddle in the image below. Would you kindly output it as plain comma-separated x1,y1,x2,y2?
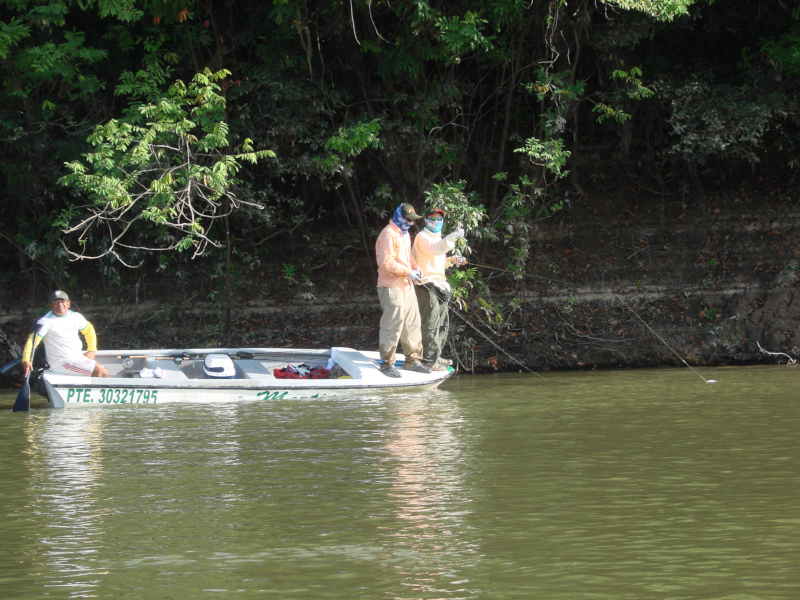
12,372,31,412
12,323,43,412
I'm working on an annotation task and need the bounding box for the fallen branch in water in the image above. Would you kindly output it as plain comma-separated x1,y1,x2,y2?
756,341,796,365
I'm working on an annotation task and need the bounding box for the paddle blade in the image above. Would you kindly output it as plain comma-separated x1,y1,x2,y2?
12,374,31,412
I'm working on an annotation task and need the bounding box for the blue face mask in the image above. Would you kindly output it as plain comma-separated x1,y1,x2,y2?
425,218,443,234
392,204,412,234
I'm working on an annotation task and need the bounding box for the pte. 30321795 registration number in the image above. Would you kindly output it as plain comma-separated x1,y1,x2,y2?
65,388,159,404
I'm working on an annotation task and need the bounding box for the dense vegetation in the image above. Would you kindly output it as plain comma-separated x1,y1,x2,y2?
1,0,798,315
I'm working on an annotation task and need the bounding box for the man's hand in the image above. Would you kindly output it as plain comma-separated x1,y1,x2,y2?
446,223,465,243
408,269,422,282
22,360,33,377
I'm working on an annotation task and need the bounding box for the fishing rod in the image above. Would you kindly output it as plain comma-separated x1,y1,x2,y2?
420,282,545,379
468,262,719,382
617,296,717,384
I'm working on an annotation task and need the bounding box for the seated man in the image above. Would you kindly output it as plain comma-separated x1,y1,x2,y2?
21,290,109,378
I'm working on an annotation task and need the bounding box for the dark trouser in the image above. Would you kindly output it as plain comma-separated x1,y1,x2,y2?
416,284,449,365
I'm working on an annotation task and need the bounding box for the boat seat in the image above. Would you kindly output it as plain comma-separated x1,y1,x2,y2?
330,347,384,380
143,358,189,379
236,359,275,379
106,362,128,377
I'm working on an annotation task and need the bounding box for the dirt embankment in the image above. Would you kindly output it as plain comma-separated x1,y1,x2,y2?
2,179,799,379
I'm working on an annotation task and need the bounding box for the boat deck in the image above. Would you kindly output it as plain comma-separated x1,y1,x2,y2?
105,352,334,381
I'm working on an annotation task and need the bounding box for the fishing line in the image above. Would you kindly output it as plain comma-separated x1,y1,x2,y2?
469,261,579,288
420,282,546,379
617,296,717,384
470,261,716,382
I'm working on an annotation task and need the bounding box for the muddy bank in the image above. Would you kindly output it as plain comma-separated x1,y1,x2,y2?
2,183,799,381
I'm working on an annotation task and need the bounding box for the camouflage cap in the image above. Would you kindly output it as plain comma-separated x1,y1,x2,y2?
400,203,422,220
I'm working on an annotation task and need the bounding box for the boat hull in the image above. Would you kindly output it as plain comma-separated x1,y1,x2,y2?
39,347,454,407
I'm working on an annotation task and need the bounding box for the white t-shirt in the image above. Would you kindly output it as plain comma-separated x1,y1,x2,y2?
36,310,89,362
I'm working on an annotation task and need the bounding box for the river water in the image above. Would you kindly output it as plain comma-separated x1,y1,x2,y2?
0,365,797,600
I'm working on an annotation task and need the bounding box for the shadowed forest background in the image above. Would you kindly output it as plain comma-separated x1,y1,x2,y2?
2,0,800,373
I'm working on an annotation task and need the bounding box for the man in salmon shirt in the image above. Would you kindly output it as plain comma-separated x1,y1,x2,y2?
412,207,466,371
375,203,432,378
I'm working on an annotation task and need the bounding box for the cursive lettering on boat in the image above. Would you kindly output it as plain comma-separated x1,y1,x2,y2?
257,391,289,401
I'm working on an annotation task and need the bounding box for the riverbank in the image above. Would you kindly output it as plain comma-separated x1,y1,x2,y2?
2,177,798,382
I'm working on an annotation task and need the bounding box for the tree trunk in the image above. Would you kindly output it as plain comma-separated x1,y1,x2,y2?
223,199,232,341
489,28,529,220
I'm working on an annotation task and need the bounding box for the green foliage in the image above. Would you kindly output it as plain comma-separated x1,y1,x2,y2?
513,137,570,180
221,66,342,240
0,0,144,114
434,11,494,65
114,61,173,115
484,134,572,283
316,119,383,173
612,67,654,101
422,180,486,233
761,12,800,76
59,68,275,265
494,172,568,223
663,78,787,167
526,68,586,137
491,171,568,282
562,292,576,314
0,0,796,298
593,67,654,124
477,296,504,324
448,265,478,307
0,17,29,60
325,119,383,156
601,0,696,21
281,262,296,279
421,180,485,303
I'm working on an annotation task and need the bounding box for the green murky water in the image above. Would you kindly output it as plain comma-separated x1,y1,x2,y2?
1,365,798,599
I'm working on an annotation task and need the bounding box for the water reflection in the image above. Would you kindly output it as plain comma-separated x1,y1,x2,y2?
379,392,479,597
29,410,110,596
23,403,248,598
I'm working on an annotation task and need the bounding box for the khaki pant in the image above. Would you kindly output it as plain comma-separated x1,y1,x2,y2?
416,284,449,365
377,286,423,366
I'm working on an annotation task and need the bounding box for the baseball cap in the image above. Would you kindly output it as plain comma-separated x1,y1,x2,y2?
400,203,422,220
427,208,446,218
50,290,70,302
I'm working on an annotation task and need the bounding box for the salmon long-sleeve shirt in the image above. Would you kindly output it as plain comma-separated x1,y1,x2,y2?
375,221,419,290
411,228,457,287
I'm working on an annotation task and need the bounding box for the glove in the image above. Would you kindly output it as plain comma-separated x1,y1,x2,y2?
446,226,465,243
408,269,422,282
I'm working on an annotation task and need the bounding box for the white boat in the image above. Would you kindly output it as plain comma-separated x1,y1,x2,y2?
35,347,455,407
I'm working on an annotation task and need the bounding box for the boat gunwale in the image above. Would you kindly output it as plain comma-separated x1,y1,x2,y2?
42,371,455,391
41,346,455,396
